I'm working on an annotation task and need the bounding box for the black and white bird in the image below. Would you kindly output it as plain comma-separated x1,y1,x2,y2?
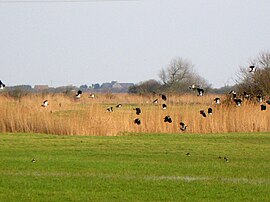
116,104,122,108
164,115,172,123
41,100,49,107
89,93,95,98
266,100,270,105
243,91,250,99
0,80,5,90
214,97,220,104
208,108,213,115
179,122,187,131
249,65,256,73
162,104,167,110
31,158,36,163
234,98,242,106
224,157,229,163
261,104,266,111
134,107,141,115
200,110,206,117
107,107,113,112
189,84,196,91
229,90,237,98
257,95,263,103
76,90,82,98
160,94,167,101
134,118,141,125
153,99,158,104
197,88,204,96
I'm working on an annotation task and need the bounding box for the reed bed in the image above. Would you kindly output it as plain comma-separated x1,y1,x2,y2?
0,93,269,136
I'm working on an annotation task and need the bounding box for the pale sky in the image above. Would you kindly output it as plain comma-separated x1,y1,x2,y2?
0,0,270,88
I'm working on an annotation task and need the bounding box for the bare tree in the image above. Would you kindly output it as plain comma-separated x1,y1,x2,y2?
237,50,270,96
159,57,210,92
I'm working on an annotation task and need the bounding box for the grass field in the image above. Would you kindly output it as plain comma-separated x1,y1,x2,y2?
0,132,269,201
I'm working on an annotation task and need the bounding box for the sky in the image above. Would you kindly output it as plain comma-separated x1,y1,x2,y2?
0,0,270,88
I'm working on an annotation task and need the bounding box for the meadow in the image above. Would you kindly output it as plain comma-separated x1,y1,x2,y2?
0,92,269,136
0,132,269,201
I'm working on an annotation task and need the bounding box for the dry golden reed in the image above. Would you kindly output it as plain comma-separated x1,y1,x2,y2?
0,93,269,136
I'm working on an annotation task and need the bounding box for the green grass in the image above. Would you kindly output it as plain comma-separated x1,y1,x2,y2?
0,132,269,201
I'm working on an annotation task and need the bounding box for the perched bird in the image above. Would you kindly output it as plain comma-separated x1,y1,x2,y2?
208,108,213,115
41,100,49,107
261,104,266,111
152,99,158,104
200,110,206,117
116,104,122,108
164,115,172,123
76,90,82,98
107,107,113,112
89,93,95,98
179,122,187,131
134,107,141,115
162,103,167,110
234,98,242,106
214,97,220,104
249,65,256,73
197,88,204,96
161,94,167,101
257,95,263,103
0,80,5,90
134,118,141,125
229,90,237,98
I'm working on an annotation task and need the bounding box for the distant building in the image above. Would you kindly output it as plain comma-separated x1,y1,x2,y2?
99,81,134,93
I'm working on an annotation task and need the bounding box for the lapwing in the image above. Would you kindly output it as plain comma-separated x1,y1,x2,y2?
234,98,242,106
249,65,256,73
162,103,167,110
31,158,36,163
179,122,187,131
214,97,220,104
208,108,213,115
243,91,250,99
89,93,95,98
261,104,266,111
189,84,196,91
164,115,172,123
0,80,5,90
107,107,113,112
134,118,141,125
224,157,229,162
76,90,82,98
186,153,191,156
257,95,263,103
229,90,237,98
266,100,270,105
153,99,158,104
200,110,206,117
134,107,141,115
160,94,167,101
197,88,204,96
41,100,49,107
116,104,122,108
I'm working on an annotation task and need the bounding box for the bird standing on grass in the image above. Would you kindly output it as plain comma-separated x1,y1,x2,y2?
134,118,141,125
214,98,220,104
134,108,141,115
197,88,204,96
200,110,207,117
208,108,213,115
261,104,266,111
162,104,167,110
116,104,122,108
161,94,167,101
234,98,242,106
107,107,113,112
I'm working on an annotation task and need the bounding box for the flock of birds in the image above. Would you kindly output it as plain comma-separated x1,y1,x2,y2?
1,66,269,134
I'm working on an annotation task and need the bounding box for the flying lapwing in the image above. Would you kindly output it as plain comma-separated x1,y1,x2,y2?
76,90,82,98
134,118,141,125
197,88,204,96
0,80,5,90
41,100,49,107
179,122,187,131
249,65,256,73
164,115,172,123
